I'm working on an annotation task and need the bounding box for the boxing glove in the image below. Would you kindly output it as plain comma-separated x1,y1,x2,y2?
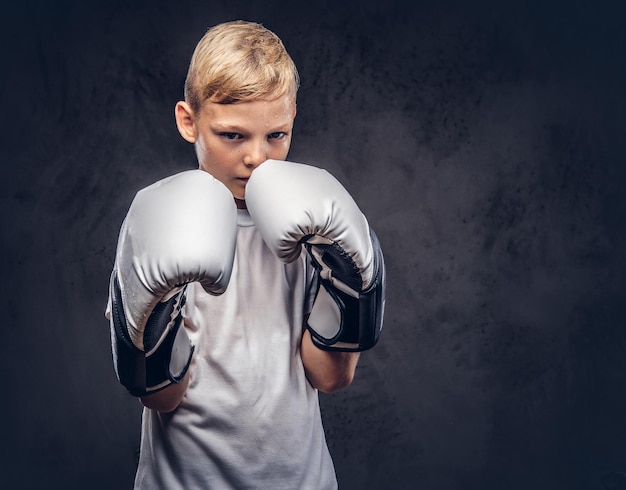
109,170,237,396
245,160,385,352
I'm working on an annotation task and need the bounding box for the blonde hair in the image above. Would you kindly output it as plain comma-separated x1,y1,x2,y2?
184,20,300,111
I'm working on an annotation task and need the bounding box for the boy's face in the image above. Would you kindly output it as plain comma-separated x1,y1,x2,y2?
175,94,296,207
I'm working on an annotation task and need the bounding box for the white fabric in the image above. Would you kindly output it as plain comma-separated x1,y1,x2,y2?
131,209,337,490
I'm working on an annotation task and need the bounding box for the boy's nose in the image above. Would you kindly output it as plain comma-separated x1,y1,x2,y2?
243,142,267,168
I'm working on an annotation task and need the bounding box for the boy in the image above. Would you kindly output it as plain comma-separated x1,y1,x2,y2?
107,20,385,489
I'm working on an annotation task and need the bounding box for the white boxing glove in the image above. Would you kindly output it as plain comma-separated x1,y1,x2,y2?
246,160,385,351
109,170,237,396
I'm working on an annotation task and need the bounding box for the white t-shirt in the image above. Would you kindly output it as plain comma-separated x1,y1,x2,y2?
131,209,337,489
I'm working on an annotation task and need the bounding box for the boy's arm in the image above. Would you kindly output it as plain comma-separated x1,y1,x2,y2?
140,371,190,412
300,328,360,393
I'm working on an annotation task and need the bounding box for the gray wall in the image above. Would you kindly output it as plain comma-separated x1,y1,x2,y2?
2,1,626,489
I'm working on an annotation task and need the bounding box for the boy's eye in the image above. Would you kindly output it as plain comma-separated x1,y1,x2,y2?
268,132,286,140
220,132,242,140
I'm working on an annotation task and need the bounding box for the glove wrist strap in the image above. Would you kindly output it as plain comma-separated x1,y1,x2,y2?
110,272,194,397
306,229,386,352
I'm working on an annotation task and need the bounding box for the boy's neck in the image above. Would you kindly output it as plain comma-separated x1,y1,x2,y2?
235,198,247,209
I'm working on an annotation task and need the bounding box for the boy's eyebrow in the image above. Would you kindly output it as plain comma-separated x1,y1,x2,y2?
210,123,245,132
211,121,293,133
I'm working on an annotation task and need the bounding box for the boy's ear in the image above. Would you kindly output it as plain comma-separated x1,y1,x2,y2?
175,101,198,143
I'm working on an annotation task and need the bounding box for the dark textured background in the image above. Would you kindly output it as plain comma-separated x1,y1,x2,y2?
2,0,626,489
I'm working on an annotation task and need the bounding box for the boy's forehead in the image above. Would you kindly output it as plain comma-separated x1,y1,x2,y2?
201,95,296,124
